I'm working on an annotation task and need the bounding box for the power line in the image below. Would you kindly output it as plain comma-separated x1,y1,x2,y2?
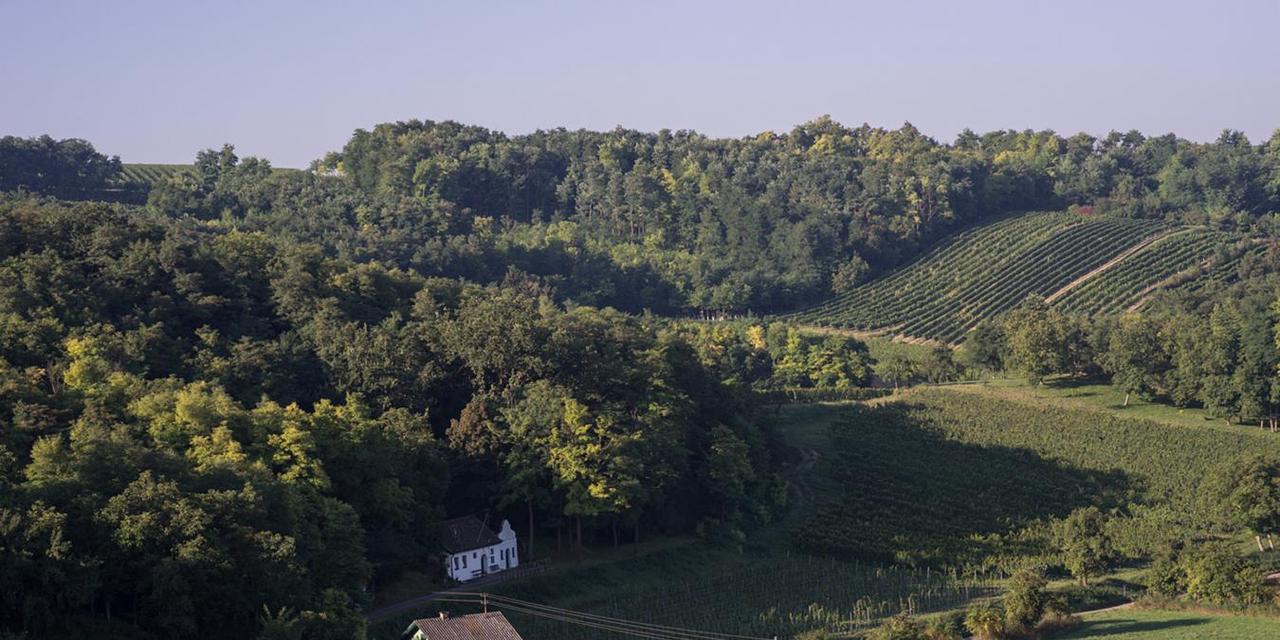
486,594,767,640
431,592,776,640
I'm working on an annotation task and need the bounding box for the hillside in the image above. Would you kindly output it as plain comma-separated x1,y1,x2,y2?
791,211,1248,343
794,387,1280,564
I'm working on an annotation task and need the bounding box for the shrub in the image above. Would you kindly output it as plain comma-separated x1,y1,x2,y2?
1003,567,1048,630
1183,543,1270,607
923,613,965,640
964,602,1006,640
1144,544,1189,598
868,612,925,640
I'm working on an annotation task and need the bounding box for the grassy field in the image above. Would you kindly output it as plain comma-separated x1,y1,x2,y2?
950,378,1238,431
1058,608,1280,639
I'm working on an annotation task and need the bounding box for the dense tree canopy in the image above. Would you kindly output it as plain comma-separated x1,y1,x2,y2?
5,117,1280,637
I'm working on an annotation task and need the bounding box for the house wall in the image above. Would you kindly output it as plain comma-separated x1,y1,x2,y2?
445,537,519,582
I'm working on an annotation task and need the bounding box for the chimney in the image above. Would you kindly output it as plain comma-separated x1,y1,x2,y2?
438,611,449,620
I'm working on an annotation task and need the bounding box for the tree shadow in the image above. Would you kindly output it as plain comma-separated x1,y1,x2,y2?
1068,616,1210,637
795,402,1140,561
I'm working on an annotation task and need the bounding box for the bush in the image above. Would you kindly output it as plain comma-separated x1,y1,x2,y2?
1144,544,1189,598
868,612,925,640
923,613,965,640
1003,567,1048,630
1183,543,1271,607
964,602,1006,640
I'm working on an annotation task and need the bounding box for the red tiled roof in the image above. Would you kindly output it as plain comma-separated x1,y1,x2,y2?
411,611,524,640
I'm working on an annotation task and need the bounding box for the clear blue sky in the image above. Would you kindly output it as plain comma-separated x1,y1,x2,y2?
3,0,1278,167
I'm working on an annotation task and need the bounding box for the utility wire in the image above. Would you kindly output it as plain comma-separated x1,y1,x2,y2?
429,592,775,640
483,593,770,640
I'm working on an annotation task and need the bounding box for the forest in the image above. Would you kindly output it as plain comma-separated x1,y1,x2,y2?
2,119,1280,639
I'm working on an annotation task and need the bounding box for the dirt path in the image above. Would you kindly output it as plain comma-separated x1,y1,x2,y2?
1044,229,1180,304
1076,601,1135,616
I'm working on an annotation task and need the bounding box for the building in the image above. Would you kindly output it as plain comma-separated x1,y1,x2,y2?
405,611,524,640
439,515,519,582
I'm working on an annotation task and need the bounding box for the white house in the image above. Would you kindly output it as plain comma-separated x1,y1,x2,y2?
439,515,519,582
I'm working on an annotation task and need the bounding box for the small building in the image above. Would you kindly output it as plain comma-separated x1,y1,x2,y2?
439,515,519,582
405,611,524,640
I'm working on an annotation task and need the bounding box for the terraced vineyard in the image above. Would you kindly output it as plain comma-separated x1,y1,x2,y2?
791,212,1232,343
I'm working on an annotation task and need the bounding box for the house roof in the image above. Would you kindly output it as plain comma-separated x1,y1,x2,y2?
411,611,524,640
438,515,502,553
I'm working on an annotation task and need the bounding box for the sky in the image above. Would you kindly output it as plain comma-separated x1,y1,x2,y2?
3,0,1278,168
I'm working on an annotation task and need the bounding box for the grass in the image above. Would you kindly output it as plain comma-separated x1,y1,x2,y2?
370,546,996,640
789,385,1280,565
949,377,1245,432
370,400,997,640
371,384,1280,639
1056,608,1280,639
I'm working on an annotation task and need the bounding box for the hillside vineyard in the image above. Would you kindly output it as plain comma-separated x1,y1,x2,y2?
791,212,1238,342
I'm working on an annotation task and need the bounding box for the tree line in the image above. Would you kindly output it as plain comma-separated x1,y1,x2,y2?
8,119,1280,315
963,287,1280,426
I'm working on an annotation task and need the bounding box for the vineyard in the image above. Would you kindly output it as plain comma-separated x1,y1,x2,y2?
790,212,1238,343
475,552,995,640
794,388,1280,566
1050,229,1222,314
119,163,302,186
120,163,196,185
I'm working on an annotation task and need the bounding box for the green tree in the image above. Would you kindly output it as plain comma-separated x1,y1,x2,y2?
1098,314,1168,406
1053,507,1115,586
878,354,914,389
1215,456,1280,551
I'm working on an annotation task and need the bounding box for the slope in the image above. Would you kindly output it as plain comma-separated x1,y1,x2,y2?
791,211,1236,343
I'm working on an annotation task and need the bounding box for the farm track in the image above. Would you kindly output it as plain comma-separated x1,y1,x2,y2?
1042,229,1179,304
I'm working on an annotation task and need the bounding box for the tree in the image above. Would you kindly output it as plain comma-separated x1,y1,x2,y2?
0,135,124,199
1003,303,1090,384
960,321,1006,372
806,336,873,388
1053,507,1115,586
878,354,914,389
831,254,870,294
1098,314,1168,406
1214,456,1280,551
918,346,959,384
